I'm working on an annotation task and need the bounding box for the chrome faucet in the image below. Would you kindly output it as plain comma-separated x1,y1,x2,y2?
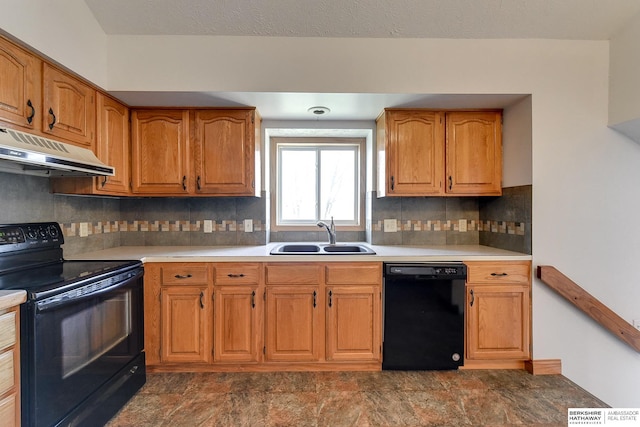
317,216,336,245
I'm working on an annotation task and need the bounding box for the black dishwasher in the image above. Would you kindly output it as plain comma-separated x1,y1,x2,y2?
383,262,467,370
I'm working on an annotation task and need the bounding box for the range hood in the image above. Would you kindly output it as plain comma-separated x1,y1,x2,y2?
0,127,114,177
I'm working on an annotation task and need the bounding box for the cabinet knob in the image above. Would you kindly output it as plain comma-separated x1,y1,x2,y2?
197,176,201,190
470,289,475,307
491,272,508,277
390,176,395,191
48,108,56,130
182,176,187,191
199,291,204,309
251,290,256,308
26,99,35,124
174,274,192,279
227,273,245,278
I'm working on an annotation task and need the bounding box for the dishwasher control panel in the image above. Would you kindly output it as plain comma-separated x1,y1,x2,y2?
384,263,467,279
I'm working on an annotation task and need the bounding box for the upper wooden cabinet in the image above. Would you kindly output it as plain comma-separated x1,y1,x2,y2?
130,108,261,197
192,109,261,196
42,64,96,149
377,110,444,196
446,111,502,196
0,36,41,132
131,109,191,194
51,94,131,195
377,109,502,197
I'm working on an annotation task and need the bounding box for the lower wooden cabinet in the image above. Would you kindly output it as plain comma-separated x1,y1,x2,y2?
464,261,531,367
144,261,382,371
160,286,211,363
0,306,21,427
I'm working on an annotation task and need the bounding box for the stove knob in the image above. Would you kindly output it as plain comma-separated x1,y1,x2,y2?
26,228,38,240
47,225,60,238
38,227,48,238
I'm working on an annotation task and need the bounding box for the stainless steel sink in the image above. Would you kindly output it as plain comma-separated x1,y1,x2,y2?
270,243,375,255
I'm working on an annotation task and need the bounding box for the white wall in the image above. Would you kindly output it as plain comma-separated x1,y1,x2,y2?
609,11,640,142
0,0,107,87
1,18,640,406
502,96,532,187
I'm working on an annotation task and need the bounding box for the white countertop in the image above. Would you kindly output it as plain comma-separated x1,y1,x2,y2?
68,243,531,263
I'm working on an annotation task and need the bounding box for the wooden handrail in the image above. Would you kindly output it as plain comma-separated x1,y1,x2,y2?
537,266,640,352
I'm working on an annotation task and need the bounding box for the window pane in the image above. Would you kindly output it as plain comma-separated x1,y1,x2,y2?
320,150,356,221
280,150,317,221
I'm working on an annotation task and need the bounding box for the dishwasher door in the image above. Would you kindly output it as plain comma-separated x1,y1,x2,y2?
382,263,466,370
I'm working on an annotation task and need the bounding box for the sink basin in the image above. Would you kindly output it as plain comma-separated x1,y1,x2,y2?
270,243,376,255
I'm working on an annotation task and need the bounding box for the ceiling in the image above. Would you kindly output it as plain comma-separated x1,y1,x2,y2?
83,0,640,120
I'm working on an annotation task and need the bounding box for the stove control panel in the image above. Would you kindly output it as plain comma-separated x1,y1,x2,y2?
0,222,64,252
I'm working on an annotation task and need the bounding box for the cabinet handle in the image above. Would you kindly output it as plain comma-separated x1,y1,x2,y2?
328,290,332,308
26,99,35,124
227,273,245,278
251,290,256,308
197,176,201,190
390,176,395,191
491,272,509,277
101,176,108,188
48,108,56,130
448,176,453,191
199,291,204,309
313,291,317,308
182,176,187,191
470,289,474,307
174,274,192,279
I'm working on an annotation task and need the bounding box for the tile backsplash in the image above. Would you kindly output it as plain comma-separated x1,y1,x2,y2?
0,171,531,256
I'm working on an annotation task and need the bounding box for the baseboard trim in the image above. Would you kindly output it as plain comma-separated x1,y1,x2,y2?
525,359,562,375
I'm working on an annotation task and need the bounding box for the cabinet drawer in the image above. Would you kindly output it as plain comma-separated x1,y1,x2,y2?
0,312,15,351
265,264,321,285
466,262,530,284
215,264,261,285
161,264,209,284
0,351,14,396
325,263,381,285
0,394,16,427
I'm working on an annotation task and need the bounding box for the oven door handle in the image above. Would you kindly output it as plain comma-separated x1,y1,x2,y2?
36,271,142,312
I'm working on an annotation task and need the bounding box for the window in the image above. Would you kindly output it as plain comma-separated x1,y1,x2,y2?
271,137,365,229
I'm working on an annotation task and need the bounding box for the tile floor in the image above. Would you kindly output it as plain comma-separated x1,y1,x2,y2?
106,370,607,426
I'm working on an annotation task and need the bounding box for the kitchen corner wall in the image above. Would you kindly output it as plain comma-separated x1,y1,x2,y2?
367,184,532,254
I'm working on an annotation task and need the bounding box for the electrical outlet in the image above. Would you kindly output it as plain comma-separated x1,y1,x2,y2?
384,219,398,233
79,223,89,237
458,219,467,232
203,220,213,233
244,219,253,233
633,319,640,331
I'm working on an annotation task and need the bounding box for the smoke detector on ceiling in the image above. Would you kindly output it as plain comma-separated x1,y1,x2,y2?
308,106,330,116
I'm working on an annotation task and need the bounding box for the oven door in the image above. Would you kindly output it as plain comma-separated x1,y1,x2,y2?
22,268,144,427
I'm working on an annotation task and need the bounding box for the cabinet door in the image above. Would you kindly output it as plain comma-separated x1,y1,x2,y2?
95,94,130,194
446,111,502,196
131,110,191,194
213,285,262,363
42,64,96,148
265,286,322,362
466,284,530,360
0,37,41,131
192,109,259,196
326,285,381,362
380,110,444,196
160,286,211,363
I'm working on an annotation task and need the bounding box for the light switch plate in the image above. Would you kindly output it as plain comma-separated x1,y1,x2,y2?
384,219,398,233
459,219,467,232
79,222,89,237
203,220,213,233
244,219,253,233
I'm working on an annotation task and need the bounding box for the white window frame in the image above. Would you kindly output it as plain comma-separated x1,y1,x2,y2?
270,137,366,231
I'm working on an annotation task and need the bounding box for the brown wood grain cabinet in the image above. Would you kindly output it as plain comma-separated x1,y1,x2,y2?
42,64,96,149
0,36,41,133
192,109,261,196
0,307,21,427
213,264,263,363
51,94,131,195
464,261,531,366
377,109,502,197
131,109,191,195
325,264,382,362
264,264,323,362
